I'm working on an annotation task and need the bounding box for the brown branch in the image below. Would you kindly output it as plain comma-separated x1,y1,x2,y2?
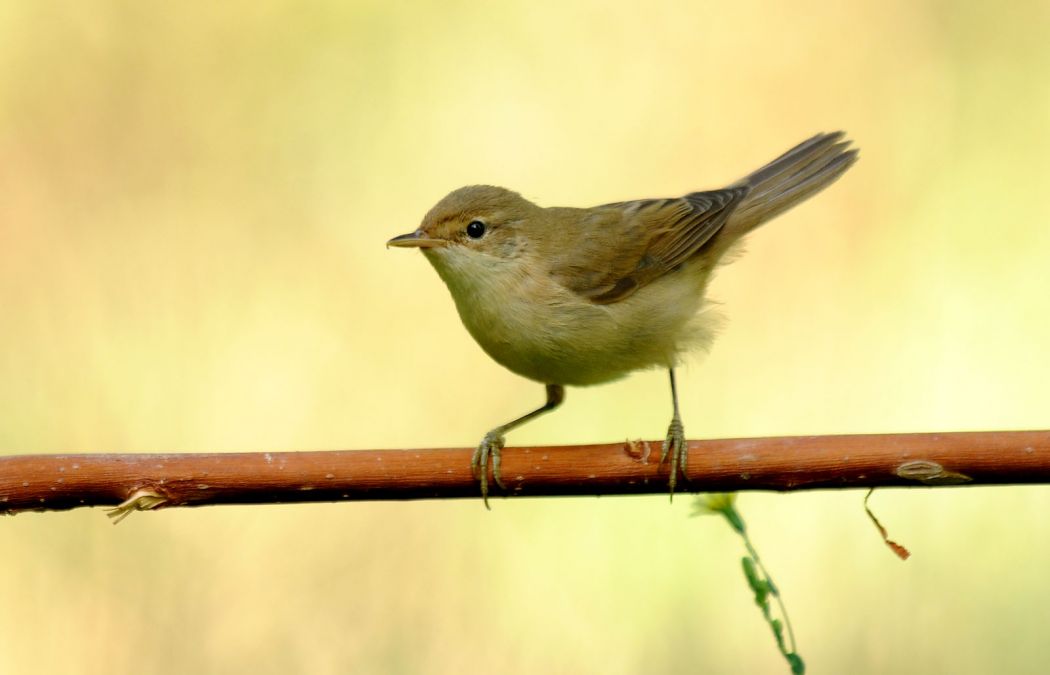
1,430,1048,516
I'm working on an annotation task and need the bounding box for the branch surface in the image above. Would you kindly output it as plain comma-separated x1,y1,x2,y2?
2,430,1048,515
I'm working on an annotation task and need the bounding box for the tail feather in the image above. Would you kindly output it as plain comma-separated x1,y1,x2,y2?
720,131,858,240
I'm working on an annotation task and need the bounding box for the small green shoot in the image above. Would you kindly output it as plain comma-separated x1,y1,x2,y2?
693,493,804,675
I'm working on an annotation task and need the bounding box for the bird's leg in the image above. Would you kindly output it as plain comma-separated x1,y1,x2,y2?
472,384,565,509
660,368,686,500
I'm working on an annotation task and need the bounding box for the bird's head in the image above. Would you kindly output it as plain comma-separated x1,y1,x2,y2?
387,185,538,261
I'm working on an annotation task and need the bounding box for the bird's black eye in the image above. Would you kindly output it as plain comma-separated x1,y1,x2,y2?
466,220,486,239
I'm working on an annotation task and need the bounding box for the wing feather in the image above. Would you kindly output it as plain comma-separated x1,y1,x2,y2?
553,187,748,304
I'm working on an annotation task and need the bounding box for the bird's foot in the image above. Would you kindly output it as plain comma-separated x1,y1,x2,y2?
471,430,507,509
660,416,686,500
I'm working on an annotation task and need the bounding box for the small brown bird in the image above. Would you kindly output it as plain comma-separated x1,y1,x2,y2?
389,132,858,506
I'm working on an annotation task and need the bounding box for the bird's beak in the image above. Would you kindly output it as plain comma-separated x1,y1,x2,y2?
386,230,445,249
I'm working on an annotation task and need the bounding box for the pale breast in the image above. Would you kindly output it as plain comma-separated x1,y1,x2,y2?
425,247,717,386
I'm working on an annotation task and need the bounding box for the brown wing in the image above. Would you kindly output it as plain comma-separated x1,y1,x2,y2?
552,187,748,304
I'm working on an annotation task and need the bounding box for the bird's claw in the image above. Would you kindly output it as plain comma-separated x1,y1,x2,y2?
660,416,686,500
471,430,506,509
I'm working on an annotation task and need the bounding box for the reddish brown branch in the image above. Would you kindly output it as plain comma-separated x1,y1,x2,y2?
1,430,1048,516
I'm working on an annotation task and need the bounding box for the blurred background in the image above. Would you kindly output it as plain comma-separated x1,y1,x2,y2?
2,1,1049,672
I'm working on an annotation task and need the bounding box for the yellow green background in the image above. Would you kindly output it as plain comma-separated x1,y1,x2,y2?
2,1,1049,672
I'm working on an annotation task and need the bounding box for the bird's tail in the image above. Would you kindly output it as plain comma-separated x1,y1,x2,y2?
722,131,858,241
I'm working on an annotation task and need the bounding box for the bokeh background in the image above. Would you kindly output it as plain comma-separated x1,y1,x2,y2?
2,1,1049,673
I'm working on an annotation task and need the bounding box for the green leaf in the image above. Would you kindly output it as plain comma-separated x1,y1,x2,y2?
722,506,747,535
741,557,770,605
771,618,784,646
741,557,759,585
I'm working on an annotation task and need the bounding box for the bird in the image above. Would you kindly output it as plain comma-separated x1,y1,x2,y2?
388,132,858,506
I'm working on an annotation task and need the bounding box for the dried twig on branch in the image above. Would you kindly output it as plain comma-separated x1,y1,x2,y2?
1,430,1047,518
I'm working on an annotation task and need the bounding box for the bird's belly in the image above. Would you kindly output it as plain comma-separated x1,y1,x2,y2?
448,265,714,386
